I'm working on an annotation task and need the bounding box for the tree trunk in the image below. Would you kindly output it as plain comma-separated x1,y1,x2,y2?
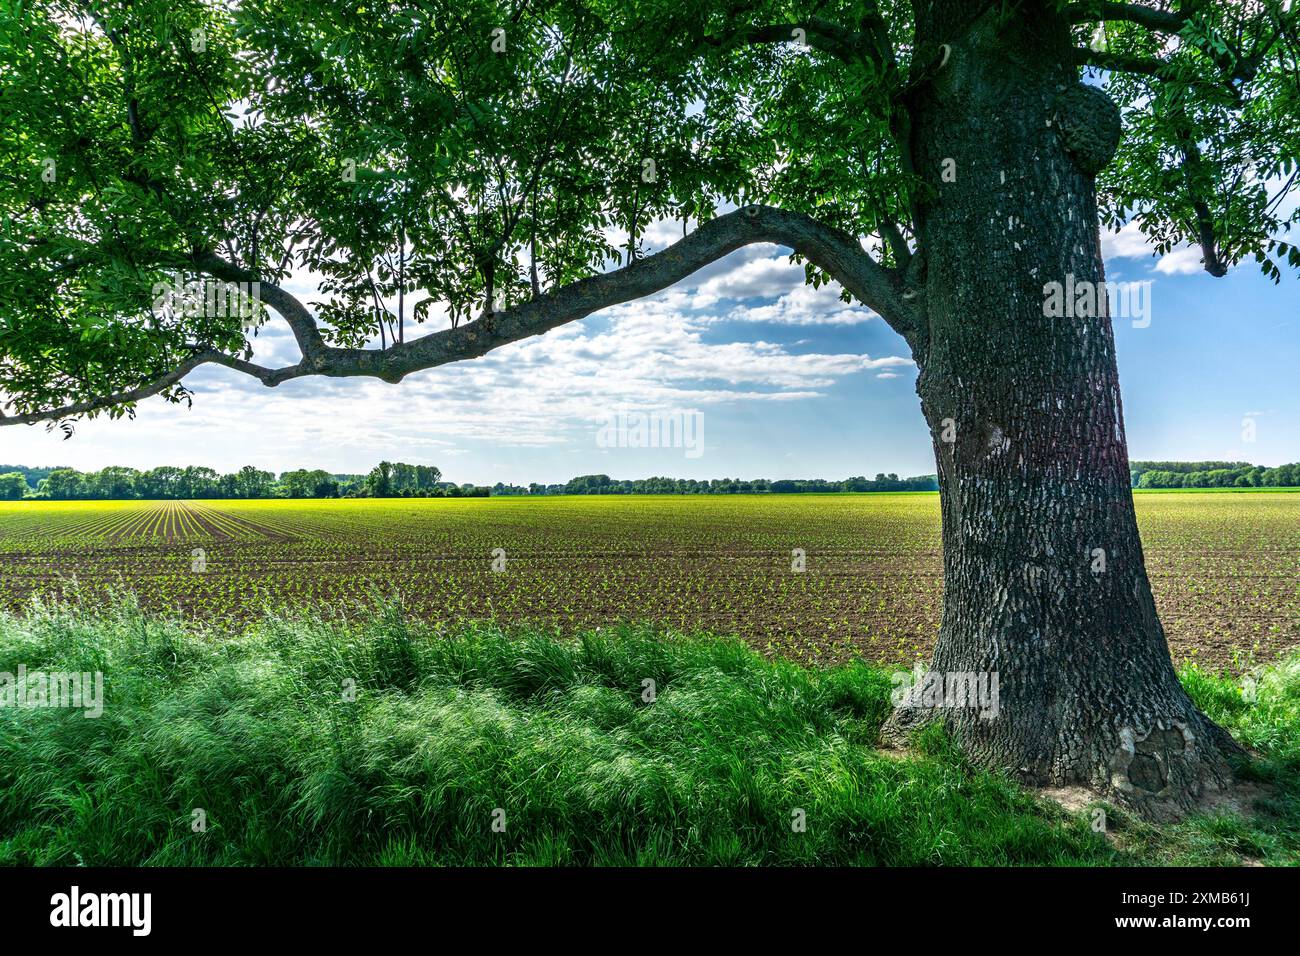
881,3,1243,819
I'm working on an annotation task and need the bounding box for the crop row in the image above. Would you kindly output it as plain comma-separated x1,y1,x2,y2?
0,493,1295,669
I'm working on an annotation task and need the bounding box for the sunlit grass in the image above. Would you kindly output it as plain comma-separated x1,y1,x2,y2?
0,597,1296,866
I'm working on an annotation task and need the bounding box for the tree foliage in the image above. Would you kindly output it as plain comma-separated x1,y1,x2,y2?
1,0,1297,426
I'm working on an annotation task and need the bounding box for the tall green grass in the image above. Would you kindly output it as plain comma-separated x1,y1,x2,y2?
0,597,1294,866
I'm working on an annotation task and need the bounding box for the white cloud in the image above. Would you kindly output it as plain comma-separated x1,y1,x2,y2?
7,291,911,472
1155,247,1210,275
1102,221,1157,260
690,248,806,307
730,281,877,325
641,216,693,250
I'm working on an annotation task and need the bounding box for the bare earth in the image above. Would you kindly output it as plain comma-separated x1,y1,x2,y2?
0,492,1295,672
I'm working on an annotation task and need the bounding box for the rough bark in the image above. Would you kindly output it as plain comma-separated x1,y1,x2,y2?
880,1,1244,819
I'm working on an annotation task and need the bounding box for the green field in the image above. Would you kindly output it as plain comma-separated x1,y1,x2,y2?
2,491,1297,671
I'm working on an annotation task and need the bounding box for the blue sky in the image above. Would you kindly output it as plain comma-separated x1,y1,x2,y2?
2,221,1297,483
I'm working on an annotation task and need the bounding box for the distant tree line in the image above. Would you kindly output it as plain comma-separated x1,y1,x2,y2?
0,462,489,501
1129,461,1300,489
490,473,942,496
0,466,938,501
0,465,290,501
6,462,1295,502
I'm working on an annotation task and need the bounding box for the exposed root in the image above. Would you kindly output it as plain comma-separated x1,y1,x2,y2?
879,703,1250,823
1038,778,1273,821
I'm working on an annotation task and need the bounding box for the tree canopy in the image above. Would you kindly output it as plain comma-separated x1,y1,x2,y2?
2,0,1297,428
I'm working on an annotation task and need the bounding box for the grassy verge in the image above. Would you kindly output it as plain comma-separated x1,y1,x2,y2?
0,598,1295,866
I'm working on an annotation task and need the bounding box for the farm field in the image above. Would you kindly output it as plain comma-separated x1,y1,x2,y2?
0,492,1296,670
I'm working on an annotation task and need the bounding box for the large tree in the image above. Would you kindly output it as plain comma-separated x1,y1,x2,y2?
1,0,1297,816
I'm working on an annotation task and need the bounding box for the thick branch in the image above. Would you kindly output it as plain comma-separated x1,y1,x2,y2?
879,217,913,268
1073,25,1261,88
362,205,920,381
19,241,329,362
1065,2,1188,34
1,206,918,427
705,19,888,68
1177,137,1229,277
1189,196,1228,276
192,253,327,360
1071,47,1175,78
1069,46,1254,100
